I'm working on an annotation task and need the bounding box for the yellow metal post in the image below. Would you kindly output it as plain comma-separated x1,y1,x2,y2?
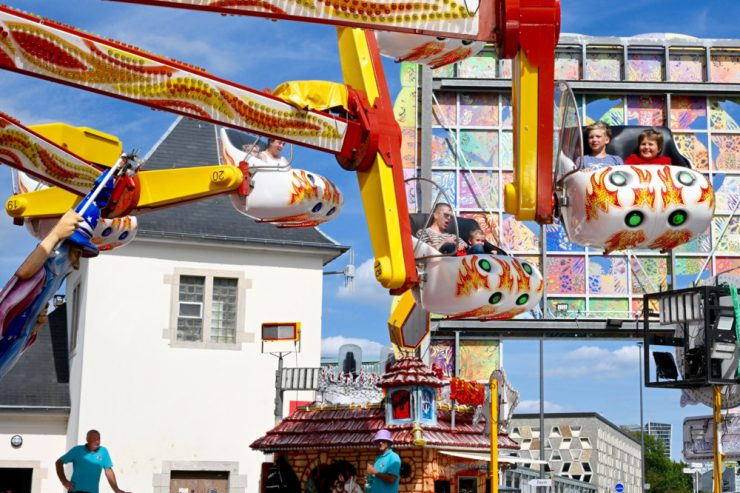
490,378,499,493
336,28,413,291
714,385,723,493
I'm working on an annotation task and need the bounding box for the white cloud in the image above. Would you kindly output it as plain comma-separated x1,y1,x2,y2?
517,400,567,413
547,344,640,378
337,258,393,308
321,336,388,360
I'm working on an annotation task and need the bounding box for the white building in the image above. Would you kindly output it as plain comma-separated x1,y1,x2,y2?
0,117,347,493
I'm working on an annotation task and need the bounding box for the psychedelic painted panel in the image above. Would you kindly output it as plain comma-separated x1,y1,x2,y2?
429,339,455,377
674,132,709,170
709,97,740,131
458,52,497,79
555,50,581,80
502,215,540,252
627,95,665,126
585,50,622,81
630,256,668,294
500,132,513,170
711,135,740,171
588,298,630,319
668,51,705,83
460,130,497,168
458,339,500,381
400,127,417,169
433,91,457,126
404,168,419,213
548,298,586,318
674,256,709,289
585,95,624,126
433,63,455,78
499,59,512,79
461,212,500,244
460,93,498,127
716,257,740,278
432,128,456,168
715,174,740,213
501,94,512,128
459,171,498,210
432,170,456,205
632,298,660,319
712,216,740,253
710,51,740,83
545,256,586,295
545,222,585,252
588,256,628,295
627,52,664,82
670,96,707,130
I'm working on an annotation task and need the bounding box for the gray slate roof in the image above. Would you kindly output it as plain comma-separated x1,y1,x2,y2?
136,117,348,264
0,304,70,411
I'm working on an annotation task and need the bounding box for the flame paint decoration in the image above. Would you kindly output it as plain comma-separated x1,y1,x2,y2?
0,8,348,151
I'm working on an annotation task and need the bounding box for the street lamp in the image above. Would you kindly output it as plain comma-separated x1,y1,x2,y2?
638,341,646,492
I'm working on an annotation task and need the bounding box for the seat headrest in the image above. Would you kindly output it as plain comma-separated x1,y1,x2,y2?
409,212,507,255
583,125,691,168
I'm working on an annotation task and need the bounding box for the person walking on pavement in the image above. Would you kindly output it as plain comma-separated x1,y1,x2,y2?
56,429,131,493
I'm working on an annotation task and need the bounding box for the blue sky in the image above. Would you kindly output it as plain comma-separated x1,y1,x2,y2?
0,0,739,462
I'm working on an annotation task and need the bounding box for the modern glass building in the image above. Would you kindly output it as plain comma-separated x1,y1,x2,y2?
396,32,740,321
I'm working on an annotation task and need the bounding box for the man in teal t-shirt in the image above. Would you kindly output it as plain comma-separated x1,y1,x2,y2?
56,430,130,493
366,429,401,493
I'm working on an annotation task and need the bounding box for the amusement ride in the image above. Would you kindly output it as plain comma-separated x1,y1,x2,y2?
0,0,734,491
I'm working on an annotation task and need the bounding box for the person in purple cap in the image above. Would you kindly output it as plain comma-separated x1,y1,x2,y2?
366,429,401,493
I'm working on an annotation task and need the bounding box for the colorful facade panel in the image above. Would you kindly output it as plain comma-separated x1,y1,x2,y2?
458,340,500,381
588,256,629,295
710,52,740,83
585,50,622,81
458,52,496,79
670,96,707,130
459,93,498,126
460,130,498,168
459,171,498,209
546,256,586,295
627,52,663,82
669,52,706,83
627,95,665,126
711,135,740,171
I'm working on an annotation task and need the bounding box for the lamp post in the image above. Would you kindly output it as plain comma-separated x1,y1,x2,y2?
638,341,646,492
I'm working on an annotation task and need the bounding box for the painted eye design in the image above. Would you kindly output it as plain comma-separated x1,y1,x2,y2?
521,262,533,275
327,207,336,216
102,227,113,237
462,40,473,46
625,211,645,228
307,174,316,184
489,292,503,305
669,210,688,226
516,294,529,305
118,231,129,241
610,171,628,187
312,203,323,213
478,259,492,272
677,171,695,186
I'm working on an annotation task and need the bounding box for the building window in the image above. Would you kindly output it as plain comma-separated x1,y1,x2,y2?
177,275,205,341
210,277,238,343
168,269,250,348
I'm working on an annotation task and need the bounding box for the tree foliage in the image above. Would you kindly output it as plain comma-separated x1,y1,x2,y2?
630,431,693,493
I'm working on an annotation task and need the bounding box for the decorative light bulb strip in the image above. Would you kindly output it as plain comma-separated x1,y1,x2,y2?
0,7,349,153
